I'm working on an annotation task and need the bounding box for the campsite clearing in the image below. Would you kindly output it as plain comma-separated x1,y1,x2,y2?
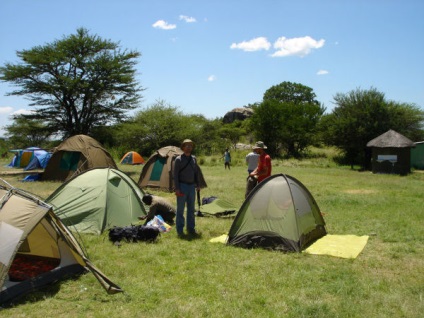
0,158,423,317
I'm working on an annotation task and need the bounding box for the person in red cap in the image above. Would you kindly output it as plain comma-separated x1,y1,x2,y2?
249,141,272,183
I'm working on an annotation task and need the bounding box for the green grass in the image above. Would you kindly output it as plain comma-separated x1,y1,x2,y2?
0,156,423,317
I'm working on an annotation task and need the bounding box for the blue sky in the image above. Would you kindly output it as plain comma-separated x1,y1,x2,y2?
1,0,423,137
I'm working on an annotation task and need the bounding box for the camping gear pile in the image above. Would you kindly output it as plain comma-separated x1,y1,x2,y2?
146,215,172,232
108,225,160,244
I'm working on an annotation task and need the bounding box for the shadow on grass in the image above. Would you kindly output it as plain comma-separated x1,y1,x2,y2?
177,232,202,241
1,280,63,308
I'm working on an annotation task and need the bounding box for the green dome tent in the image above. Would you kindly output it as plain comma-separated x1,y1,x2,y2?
227,174,326,252
46,168,147,234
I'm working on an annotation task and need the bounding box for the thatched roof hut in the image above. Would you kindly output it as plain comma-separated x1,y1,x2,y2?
366,130,414,175
367,129,414,148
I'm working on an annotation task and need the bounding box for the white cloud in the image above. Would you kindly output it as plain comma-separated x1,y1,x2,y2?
271,36,325,57
208,75,216,82
230,37,271,52
317,70,329,75
0,106,13,115
179,15,196,23
152,20,176,30
12,109,34,116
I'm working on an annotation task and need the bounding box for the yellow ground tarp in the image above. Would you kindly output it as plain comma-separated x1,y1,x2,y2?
304,234,369,259
209,234,228,244
209,234,369,259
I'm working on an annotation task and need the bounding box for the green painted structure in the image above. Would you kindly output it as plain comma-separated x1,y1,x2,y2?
411,141,424,169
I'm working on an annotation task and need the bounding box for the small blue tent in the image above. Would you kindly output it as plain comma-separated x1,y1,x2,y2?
7,149,24,167
7,147,47,168
24,151,52,170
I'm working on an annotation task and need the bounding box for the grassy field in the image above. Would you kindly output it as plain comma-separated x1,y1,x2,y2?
0,154,423,317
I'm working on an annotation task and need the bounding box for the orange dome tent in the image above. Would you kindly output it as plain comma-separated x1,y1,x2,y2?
120,151,145,165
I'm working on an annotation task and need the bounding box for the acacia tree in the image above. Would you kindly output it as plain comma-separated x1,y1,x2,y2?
252,81,325,157
0,28,142,138
322,87,424,169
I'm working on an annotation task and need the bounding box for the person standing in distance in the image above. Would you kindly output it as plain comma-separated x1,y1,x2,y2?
249,141,272,183
173,139,201,237
223,148,231,170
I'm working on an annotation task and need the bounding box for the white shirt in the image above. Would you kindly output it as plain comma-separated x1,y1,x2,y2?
246,152,259,171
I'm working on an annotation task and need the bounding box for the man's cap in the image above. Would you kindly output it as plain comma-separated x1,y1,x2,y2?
181,139,195,149
253,141,267,149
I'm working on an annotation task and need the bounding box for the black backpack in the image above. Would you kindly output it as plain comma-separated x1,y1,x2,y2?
109,226,125,243
109,225,160,243
136,225,160,242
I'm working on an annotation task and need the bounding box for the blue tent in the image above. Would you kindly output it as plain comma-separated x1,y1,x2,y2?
7,149,23,167
22,174,41,182
24,150,52,170
7,147,45,168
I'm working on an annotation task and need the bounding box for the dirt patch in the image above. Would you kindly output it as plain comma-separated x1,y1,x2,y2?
0,170,43,176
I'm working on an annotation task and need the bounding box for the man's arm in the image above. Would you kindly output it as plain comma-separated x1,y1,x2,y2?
173,157,182,195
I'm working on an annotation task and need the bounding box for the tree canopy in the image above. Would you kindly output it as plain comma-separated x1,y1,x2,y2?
0,28,142,138
263,81,320,104
114,100,226,157
252,81,325,157
115,100,185,155
4,116,52,149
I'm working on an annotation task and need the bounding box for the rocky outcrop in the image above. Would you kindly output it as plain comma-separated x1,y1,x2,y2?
223,107,254,124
